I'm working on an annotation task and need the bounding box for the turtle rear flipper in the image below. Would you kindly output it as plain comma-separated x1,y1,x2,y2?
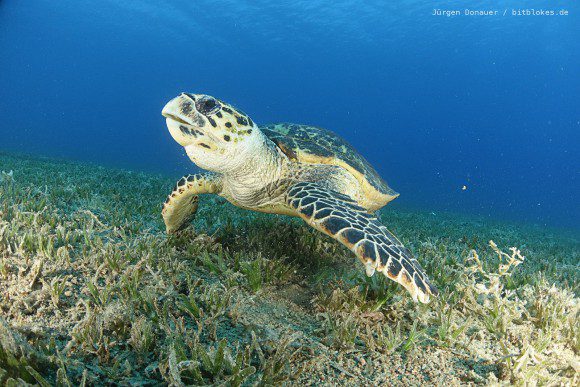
162,173,222,233
286,182,438,303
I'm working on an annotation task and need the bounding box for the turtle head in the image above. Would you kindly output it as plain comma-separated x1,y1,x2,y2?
162,93,260,172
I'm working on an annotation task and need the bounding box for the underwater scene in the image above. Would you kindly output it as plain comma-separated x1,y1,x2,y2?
0,1,578,385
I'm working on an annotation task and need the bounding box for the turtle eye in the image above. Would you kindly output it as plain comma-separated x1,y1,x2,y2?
196,96,220,115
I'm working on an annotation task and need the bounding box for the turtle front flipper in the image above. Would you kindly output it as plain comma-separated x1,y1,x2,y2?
286,182,438,303
162,173,222,234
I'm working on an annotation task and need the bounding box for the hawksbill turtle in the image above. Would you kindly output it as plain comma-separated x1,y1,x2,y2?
161,93,438,303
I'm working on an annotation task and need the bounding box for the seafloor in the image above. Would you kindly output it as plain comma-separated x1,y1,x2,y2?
0,152,578,386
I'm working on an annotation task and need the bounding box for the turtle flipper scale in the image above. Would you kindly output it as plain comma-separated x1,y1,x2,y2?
162,173,222,234
286,182,438,303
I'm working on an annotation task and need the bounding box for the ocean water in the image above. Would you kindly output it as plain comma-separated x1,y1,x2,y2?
0,0,578,230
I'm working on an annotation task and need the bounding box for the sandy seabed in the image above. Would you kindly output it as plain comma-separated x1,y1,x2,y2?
0,152,578,385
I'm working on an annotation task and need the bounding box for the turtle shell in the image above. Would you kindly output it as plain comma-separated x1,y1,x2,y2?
261,123,399,206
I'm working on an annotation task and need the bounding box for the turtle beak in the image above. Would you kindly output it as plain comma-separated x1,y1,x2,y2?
164,117,195,147
162,96,198,147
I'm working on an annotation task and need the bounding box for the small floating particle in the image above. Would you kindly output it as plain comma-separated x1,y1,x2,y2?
462,185,467,191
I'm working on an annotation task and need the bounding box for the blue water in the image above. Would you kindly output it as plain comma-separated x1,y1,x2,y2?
0,1,578,229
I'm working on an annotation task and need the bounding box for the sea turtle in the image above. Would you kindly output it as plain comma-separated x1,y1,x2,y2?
161,93,438,303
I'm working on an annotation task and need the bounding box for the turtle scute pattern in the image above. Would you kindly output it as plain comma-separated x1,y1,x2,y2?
261,123,392,196
285,182,438,303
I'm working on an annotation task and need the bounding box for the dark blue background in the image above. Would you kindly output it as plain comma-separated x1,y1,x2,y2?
0,1,578,229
